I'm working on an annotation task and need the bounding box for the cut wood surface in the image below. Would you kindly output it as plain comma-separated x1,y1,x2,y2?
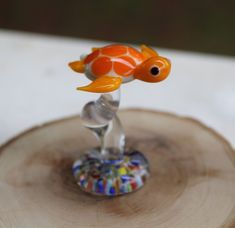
0,109,235,228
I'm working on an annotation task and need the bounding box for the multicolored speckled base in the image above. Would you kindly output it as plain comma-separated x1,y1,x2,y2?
72,149,149,196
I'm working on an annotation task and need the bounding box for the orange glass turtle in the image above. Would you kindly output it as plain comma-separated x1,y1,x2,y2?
69,44,171,93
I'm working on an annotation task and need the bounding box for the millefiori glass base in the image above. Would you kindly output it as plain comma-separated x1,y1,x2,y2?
73,149,149,196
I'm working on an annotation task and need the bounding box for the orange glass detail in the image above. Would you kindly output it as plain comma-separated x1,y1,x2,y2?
91,57,112,76
113,57,135,77
77,76,122,93
68,60,85,73
84,50,100,64
140,45,158,59
101,45,127,56
128,47,144,62
134,56,171,83
120,56,136,67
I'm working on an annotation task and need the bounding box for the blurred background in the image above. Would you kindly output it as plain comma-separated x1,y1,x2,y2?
0,0,235,147
0,0,235,56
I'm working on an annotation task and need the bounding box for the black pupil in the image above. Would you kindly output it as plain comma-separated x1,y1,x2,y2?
150,67,159,75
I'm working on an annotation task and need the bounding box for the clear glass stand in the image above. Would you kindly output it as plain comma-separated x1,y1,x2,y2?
72,89,149,196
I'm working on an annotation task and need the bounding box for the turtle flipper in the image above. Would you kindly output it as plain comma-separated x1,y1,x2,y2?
68,60,85,73
140,45,159,59
92,47,100,52
77,76,122,93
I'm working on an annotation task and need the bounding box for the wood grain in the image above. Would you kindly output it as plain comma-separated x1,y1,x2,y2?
0,109,235,228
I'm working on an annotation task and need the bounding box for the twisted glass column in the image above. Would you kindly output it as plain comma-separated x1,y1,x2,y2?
81,89,125,158
72,89,149,196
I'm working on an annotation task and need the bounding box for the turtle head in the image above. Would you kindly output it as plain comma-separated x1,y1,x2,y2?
134,55,171,83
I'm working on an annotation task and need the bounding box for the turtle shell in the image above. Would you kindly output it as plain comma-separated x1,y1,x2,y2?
84,44,145,82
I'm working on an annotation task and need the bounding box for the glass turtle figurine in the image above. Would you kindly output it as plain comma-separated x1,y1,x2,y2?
68,44,171,196
69,44,171,93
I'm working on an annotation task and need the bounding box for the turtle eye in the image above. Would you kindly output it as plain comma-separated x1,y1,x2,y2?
150,66,160,76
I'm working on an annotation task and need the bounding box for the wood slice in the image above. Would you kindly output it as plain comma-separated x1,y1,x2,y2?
0,109,235,228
